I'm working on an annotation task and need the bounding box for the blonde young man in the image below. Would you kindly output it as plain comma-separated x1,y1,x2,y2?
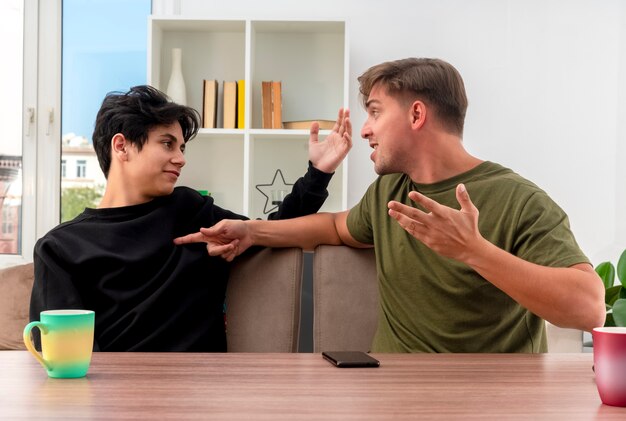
31,85,352,351
175,58,605,353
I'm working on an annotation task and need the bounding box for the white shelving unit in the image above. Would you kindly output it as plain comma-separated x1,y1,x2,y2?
148,17,348,219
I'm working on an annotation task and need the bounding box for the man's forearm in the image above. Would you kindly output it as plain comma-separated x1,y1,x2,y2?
465,238,606,332
248,212,343,250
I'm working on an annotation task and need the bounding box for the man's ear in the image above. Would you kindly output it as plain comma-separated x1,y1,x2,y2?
111,133,128,160
410,100,427,130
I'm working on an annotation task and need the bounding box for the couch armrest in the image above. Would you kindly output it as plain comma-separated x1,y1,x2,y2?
0,263,34,350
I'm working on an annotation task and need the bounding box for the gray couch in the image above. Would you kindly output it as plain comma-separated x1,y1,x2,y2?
312,245,584,353
0,245,583,352
0,247,303,352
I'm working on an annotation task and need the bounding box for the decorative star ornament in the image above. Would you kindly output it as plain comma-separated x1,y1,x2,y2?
255,169,294,214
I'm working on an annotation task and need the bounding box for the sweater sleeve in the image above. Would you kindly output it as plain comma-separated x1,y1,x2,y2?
267,161,333,220
31,236,100,351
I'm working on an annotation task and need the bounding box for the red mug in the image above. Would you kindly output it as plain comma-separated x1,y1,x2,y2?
592,327,626,407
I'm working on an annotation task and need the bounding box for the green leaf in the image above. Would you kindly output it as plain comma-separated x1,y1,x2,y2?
621,287,626,300
605,285,622,307
617,249,626,287
612,299,626,327
596,261,615,289
604,312,616,327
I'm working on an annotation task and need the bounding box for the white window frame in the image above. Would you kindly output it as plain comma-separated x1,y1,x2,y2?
1,0,61,267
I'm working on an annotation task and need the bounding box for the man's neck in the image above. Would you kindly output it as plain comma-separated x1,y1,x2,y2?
406,132,483,184
98,180,152,209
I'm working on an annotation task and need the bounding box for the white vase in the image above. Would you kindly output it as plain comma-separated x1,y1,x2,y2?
166,48,187,105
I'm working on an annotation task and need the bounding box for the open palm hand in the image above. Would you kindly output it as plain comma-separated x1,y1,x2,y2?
309,108,352,173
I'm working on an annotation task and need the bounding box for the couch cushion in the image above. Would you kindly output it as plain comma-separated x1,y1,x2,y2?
226,247,303,352
313,245,378,353
0,263,34,350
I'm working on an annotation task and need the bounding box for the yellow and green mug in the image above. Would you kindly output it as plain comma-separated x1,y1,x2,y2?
23,310,95,378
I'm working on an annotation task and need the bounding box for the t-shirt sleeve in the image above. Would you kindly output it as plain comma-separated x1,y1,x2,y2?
346,183,375,245
512,191,589,268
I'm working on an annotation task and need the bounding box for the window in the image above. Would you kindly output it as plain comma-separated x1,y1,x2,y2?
0,1,23,256
0,0,148,264
60,0,150,221
76,160,86,178
2,207,14,236
0,0,58,263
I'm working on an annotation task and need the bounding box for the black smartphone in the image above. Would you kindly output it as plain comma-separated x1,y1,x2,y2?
322,351,380,368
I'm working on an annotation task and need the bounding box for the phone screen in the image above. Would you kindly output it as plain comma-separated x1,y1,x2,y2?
322,351,380,368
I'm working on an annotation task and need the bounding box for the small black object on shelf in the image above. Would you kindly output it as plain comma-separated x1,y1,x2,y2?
255,169,293,214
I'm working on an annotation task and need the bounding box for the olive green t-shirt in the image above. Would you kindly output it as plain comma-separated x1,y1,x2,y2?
347,162,589,353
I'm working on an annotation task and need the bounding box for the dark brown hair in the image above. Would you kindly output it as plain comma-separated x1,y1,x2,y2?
358,58,468,136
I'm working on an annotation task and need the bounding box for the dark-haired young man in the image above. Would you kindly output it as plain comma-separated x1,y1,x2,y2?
176,58,605,353
30,85,352,352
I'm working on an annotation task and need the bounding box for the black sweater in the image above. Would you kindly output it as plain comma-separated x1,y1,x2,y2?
31,164,332,352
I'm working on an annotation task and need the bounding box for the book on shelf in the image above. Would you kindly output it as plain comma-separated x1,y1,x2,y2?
271,81,282,129
283,120,336,130
223,80,238,129
261,80,283,129
202,79,218,129
237,79,245,129
261,81,273,129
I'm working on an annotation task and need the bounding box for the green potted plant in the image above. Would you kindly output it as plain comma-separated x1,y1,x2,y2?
595,248,626,326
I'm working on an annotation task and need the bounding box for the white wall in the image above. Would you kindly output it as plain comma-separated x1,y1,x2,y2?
171,0,625,265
